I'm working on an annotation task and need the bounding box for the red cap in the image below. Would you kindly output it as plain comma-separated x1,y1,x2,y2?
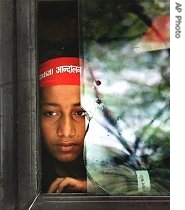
39,57,83,87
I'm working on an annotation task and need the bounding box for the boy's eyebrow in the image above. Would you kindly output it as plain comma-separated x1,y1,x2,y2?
73,102,81,106
41,102,81,107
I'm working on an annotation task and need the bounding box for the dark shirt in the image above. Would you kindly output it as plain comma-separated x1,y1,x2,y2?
41,145,87,193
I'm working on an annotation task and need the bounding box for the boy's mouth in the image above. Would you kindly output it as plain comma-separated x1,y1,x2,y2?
55,143,77,152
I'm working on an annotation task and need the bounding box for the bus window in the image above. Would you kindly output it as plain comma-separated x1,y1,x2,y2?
38,0,170,196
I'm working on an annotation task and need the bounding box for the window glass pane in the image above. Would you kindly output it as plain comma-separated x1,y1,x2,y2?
80,0,170,195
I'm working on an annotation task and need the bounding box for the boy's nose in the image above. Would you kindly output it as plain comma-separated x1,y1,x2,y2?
57,116,75,137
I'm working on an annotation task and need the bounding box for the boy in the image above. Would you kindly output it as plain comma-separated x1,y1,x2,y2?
39,57,87,193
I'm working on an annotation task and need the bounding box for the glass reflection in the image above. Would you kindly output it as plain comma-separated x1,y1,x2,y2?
81,0,170,196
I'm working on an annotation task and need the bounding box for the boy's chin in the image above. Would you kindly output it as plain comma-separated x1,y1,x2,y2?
55,154,79,162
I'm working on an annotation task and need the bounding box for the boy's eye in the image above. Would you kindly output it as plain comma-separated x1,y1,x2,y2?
44,111,58,117
74,110,86,117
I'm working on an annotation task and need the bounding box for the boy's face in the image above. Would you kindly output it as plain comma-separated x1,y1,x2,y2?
40,85,86,162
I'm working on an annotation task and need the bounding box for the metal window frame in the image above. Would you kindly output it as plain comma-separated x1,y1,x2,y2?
0,0,170,209
0,1,17,209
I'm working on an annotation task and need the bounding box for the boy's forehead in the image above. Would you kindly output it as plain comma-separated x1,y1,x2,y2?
41,84,80,93
40,85,81,103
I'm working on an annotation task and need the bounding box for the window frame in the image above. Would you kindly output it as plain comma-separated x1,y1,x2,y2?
0,0,17,209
